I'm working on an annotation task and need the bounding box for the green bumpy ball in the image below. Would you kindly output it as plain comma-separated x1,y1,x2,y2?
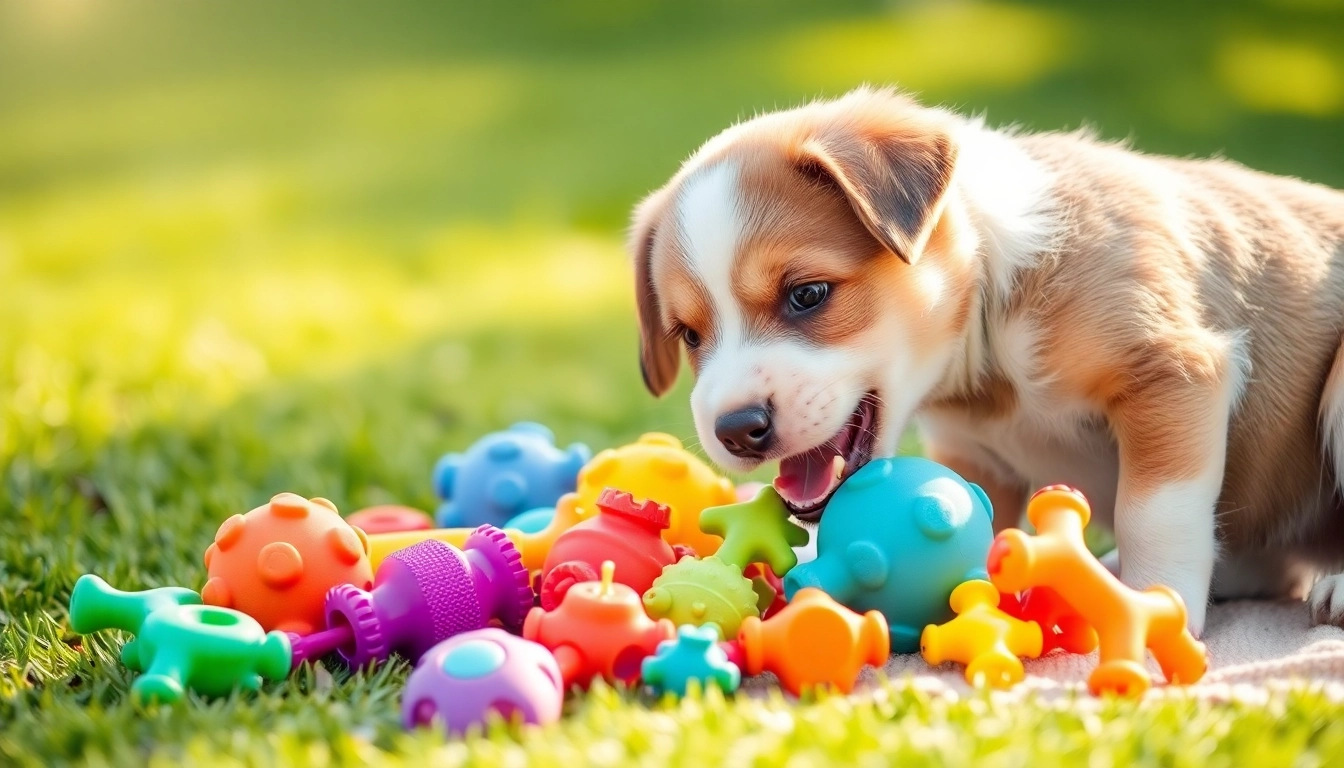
641,556,760,638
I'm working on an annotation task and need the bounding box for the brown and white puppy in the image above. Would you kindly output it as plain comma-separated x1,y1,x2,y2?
629,86,1344,635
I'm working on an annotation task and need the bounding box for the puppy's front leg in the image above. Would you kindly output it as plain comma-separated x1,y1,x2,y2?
1107,345,1242,638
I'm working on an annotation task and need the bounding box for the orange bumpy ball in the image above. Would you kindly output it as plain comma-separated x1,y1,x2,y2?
576,433,736,556
201,493,374,634
987,485,1207,697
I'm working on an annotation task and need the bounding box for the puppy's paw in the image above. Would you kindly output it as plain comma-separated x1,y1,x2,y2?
1121,564,1208,638
1308,574,1344,627
1098,548,1121,578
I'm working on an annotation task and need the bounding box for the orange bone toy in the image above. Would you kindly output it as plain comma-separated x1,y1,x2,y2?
920,580,1042,688
735,587,888,695
987,486,1207,696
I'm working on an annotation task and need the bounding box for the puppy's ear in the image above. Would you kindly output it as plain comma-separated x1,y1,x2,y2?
796,122,956,264
629,190,680,397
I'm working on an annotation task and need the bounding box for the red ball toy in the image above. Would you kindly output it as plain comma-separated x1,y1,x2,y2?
538,488,681,611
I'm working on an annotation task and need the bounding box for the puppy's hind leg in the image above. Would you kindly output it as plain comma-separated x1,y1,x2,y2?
1308,338,1344,626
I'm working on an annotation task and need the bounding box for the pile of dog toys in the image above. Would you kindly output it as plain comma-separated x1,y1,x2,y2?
69,423,1208,736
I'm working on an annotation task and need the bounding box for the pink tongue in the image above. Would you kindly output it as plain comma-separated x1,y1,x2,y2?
775,447,839,503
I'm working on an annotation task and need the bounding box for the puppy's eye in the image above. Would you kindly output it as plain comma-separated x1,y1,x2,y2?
787,282,830,314
681,327,701,349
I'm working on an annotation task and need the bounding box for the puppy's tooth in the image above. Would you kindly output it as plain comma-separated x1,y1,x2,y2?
832,455,846,479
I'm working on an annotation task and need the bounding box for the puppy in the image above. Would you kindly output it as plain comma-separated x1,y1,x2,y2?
628,86,1344,635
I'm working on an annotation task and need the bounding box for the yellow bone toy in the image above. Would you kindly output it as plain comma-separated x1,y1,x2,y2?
987,485,1208,696
368,492,587,571
920,580,1042,688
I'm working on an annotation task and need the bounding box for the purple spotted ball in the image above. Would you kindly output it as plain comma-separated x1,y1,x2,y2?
402,628,564,736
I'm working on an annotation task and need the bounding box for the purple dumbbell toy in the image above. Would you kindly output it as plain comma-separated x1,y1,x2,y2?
403,628,564,735
288,525,533,668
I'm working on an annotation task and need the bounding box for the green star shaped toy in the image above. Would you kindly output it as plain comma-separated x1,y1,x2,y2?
698,486,809,575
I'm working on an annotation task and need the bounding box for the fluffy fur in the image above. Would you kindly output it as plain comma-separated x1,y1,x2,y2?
630,87,1344,635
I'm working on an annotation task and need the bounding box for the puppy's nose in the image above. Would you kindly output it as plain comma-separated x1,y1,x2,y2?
715,406,774,458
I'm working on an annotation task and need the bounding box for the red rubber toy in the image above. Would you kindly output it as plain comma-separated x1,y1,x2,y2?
523,561,676,689
538,488,681,611
345,505,434,535
1006,586,1098,655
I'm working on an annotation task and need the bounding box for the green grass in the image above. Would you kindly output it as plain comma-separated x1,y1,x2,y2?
3,0,1344,764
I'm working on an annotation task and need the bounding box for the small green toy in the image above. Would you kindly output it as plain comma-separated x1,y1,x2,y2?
698,486,809,575
642,556,760,638
69,574,292,704
641,624,741,698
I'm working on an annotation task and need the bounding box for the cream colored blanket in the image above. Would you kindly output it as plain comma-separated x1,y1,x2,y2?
741,600,1344,701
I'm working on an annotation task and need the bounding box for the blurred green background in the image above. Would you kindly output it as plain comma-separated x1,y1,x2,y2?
3,0,1344,761
4,0,1344,628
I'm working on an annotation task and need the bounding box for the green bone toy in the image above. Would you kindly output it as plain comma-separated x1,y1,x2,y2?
698,486,809,575
69,574,292,704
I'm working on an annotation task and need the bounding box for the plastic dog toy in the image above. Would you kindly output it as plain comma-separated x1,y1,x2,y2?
919,580,1043,688
370,486,596,570
642,624,741,698
735,587,889,696
699,486,809,575
433,422,590,529
523,561,676,689
744,563,788,620
539,488,680,611
287,526,533,668
69,575,291,704
987,485,1208,696
642,556,760,638
1007,586,1098,655
345,505,434,535
783,457,994,652
402,628,564,735
366,490,590,572
504,506,555,533
575,433,735,556
201,492,373,634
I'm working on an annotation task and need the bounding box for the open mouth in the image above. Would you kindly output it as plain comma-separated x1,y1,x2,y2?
773,392,880,521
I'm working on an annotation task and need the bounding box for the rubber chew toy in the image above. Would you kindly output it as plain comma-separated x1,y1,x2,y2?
345,505,434,535
735,587,888,695
698,486,809,575
433,422,590,529
919,580,1043,688
523,561,675,689
1009,586,1098,655
642,624,741,698
366,491,588,572
744,563,788,620
402,628,564,735
783,457,994,652
575,433,736,556
288,526,532,668
69,575,291,704
202,492,374,634
642,556,760,638
987,485,1208,696
539,488,678,611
